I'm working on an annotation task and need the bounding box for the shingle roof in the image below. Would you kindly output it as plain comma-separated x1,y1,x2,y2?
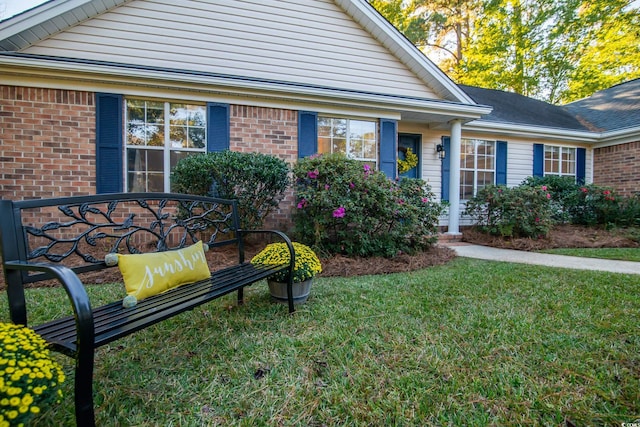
459,84,590,131
564,78,640,132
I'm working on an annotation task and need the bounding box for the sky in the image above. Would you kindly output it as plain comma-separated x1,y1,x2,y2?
2,0,49,20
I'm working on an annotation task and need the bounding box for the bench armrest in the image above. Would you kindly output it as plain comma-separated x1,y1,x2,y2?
239,229,296,313
3,261,95,345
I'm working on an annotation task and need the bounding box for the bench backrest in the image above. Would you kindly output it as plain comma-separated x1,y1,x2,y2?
0,193,242,286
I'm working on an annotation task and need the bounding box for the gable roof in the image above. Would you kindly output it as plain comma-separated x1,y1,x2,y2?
459,84,589,131
0,0,481,113
565,78,640,132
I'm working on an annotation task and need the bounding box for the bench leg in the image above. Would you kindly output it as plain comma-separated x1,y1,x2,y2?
237,287,244,305
75,346,96,427
287,280,295,314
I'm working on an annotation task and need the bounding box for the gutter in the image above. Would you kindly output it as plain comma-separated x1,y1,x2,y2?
0,53,491,119
463,119,600,143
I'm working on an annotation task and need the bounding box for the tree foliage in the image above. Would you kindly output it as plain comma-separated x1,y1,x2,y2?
369,0,640,103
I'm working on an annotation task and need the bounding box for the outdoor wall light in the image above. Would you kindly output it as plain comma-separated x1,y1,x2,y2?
436,144,446,160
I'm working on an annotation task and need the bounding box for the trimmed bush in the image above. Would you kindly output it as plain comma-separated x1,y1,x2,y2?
464,184,554,238
293,153,443,257
171,151,290,229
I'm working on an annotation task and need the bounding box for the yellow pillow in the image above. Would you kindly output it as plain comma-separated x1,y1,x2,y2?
116,241,210,301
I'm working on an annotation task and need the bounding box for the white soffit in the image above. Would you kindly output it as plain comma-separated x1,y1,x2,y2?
0,0,131,51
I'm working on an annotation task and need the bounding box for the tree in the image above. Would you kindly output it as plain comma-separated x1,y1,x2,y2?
370,0,640,103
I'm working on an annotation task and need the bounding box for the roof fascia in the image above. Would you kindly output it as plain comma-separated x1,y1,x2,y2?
594,127,640,148
0,0,129,51
463,120,600,143
1,53,491,120
334,0,476,105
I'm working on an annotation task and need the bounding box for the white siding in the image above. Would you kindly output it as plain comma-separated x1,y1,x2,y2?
396,125,595,227
23,0,439,99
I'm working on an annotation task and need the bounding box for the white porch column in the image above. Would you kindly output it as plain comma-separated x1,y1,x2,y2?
448,119,463,235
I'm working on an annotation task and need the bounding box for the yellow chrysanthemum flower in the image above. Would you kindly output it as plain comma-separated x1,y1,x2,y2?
0,323,65,425
251,242,322,283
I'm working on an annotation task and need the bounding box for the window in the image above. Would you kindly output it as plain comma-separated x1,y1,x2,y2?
126,100,206,192
317,117,377,168
460,139,496,199
544,145,576,178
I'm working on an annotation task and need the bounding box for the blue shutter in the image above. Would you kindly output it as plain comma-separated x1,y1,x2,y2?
496,140,508,185
298,111,318,158
441,136,451,202
96,93,123,194
533,143,544,177
576,147,586,184
379,119,397,179
207,103,230,152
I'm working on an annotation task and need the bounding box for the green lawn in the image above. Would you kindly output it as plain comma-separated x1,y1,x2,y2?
539,247,640,262
3,258,639,426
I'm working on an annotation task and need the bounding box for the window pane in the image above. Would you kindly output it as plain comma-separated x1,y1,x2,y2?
189,128,206,149
127,123,146,146
147,173,164,192
318,136,331,154
349,136,363,159
146,125,164,147
317,116,376,166
460,170,474,200
477,171,495,189
562,148,576,175
170,126,187,148
170,104,189,126
364,139,376,159
127,148,146,192
146,102,164,124
545,146,560,174
333,137,346,154
170,151,195,169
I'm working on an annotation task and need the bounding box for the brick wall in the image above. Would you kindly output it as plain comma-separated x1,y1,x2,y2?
0,86,96,200
0,87,300,230
593,141,640,197
229,105,299,231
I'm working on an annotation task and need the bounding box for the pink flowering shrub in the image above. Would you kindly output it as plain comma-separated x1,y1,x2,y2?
464,185,554,238
523,176,638,227
293,153,443,257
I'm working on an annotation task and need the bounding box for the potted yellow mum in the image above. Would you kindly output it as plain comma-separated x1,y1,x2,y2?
0,323,66,426
251,242,322,304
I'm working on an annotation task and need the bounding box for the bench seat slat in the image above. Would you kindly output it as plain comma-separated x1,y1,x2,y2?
32,263,285,352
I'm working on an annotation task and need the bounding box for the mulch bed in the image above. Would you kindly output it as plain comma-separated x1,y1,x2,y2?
1,224,636,290
462,224,639,251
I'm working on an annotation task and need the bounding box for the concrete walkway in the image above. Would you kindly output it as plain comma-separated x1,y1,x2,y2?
443,243,640,275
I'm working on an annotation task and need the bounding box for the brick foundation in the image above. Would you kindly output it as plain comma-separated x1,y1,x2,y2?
593,141,640,197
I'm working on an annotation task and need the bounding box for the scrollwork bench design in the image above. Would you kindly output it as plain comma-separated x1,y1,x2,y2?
0,193,295,426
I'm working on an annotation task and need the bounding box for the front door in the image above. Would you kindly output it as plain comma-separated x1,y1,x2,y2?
398,133,421,179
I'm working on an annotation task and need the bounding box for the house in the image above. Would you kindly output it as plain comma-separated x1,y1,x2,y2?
0,0,636,235
566,79,640,197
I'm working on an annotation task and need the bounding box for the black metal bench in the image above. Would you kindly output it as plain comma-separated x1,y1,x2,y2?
0,193,295,426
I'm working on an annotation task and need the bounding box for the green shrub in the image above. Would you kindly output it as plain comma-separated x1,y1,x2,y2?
522,177,640,228
567,184,622,227
171,151,290,229
293,153,443,257
618,194,640,228
521,175,578,223
464,184,554,238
